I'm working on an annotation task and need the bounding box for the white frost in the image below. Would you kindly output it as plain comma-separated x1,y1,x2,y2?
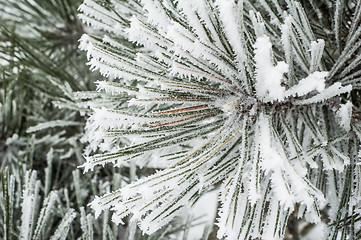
284,71,327,98
254,36,288,102
295,83,352,105
336,101,353,131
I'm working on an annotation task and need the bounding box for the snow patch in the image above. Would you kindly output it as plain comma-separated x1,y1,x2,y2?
284,71,327,98
336,101,352,131
254,36,288,102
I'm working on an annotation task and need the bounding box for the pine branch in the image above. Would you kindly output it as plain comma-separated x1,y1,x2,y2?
76,0,361,239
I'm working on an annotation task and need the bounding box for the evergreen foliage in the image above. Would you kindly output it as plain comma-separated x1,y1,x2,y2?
78,0,361,239
1,0,361,239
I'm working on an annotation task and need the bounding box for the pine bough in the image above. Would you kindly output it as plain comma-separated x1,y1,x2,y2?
78,0,361,239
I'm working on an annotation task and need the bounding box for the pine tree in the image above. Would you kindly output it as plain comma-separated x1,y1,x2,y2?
78,0,361,239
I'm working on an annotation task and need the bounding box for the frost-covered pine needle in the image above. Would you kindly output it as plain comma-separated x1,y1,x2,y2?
77,0,361,239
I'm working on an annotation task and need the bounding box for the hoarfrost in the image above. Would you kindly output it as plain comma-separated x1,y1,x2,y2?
337,101,353,131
